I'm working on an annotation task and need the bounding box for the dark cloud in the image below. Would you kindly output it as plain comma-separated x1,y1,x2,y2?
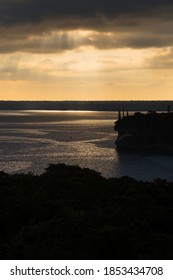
0,0,173,26
1,0,173,53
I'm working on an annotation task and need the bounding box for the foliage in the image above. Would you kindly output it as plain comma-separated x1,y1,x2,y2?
0,164,173,259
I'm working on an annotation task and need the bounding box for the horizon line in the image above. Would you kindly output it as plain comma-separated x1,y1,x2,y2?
0,100,173,102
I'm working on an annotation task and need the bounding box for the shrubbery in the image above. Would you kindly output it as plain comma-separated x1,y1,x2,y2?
0,164,173,259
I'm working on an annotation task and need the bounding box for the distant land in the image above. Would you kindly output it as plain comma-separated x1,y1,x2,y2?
0,100,173,111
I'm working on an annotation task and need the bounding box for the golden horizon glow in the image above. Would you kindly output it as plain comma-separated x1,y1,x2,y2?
1,30,173,101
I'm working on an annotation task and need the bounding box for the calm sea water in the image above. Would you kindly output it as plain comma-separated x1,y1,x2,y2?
0,110,173,182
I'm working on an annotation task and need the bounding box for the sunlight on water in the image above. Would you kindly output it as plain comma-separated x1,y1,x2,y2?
0,110,173,181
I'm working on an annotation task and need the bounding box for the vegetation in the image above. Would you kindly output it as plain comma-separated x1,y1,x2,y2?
0,164,173,259
115,112,173,152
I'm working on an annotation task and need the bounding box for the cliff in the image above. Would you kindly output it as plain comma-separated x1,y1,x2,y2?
114,111,173,153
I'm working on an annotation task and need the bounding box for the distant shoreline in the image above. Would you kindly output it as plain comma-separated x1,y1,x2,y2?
0,100,173,111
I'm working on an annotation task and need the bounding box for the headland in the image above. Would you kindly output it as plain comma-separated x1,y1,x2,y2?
115,109,173,154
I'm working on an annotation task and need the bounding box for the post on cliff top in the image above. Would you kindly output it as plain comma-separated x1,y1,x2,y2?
118,109,121,120
167,105,170,114
122,109,125,118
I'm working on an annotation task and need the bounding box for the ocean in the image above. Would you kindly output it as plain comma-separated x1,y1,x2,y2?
0,110,173,182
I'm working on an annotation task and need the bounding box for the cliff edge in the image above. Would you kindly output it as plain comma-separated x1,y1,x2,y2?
114,111,173,153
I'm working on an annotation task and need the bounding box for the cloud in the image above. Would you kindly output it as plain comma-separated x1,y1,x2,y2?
1,0,173,27
147,47,173,69
1,0,173,53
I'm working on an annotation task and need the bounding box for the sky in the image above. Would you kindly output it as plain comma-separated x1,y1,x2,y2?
1,0,173,100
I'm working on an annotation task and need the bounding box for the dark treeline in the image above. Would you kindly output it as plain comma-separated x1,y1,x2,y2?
115,112,173,153
0,164,173,260
0,100,173,111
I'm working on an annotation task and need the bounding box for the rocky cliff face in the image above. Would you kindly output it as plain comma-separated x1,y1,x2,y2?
114,112,173,153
